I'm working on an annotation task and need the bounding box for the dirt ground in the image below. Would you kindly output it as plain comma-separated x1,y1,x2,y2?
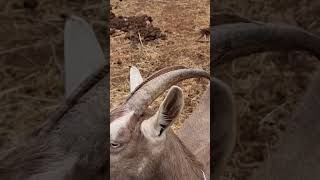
214,0,320,179
110,0,210,129
0,0,107,147
110,12,167,44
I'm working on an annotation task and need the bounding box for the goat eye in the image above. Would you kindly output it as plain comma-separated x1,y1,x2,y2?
111,142,121,148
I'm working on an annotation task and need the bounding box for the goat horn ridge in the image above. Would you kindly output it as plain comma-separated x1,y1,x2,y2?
124,67,210,117
212,22,320,66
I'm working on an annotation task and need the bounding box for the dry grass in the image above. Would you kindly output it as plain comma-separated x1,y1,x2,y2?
110,0,210,130
214,0,320,179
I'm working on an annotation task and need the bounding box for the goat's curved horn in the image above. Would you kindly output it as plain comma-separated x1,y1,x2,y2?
212,23,320,66
124,67,210,116
129,66,187,95
211,12,253,26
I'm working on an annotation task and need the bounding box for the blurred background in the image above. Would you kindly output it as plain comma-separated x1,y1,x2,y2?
0,0,107,148
213,0,320,179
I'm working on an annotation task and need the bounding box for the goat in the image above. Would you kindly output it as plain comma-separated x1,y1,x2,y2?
0,16,108,180
212,17,320,179
110,66,211,180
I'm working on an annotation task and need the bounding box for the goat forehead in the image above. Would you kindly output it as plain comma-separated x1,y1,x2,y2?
110,111,134,140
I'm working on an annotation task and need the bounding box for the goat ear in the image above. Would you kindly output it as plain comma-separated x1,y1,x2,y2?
64,16,105,98
142,86,184,138
129,66,143,92
156,86,184,136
